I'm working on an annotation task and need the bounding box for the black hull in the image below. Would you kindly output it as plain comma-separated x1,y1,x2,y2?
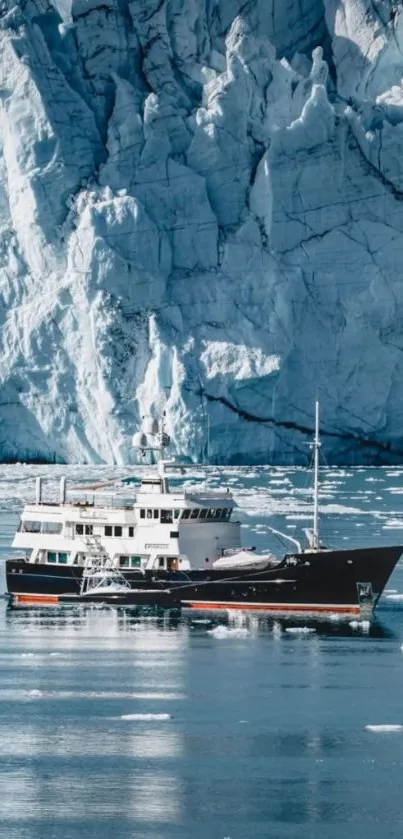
5,545,403,615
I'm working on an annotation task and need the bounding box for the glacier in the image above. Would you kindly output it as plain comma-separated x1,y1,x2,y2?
1,0,403,464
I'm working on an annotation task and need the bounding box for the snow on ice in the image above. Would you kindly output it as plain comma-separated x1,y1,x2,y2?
1,1,403,464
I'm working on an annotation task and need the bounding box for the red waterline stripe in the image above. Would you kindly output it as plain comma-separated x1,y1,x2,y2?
13,594,59,605
183,601,361,614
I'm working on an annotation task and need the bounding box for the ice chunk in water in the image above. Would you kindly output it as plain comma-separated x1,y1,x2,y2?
365,725,403,733
121,713,172,721
207,626,250,639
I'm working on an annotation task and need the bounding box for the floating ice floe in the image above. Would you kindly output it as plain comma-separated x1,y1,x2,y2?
121,713,172,721
349,620,371,630
382,519,403,530
285,626,316,634
385,594,403,601
365,725,403,733
207,626,250,639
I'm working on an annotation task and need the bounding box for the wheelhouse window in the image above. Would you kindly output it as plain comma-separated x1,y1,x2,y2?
182,510,190,520
222,509,232,521
140,509,145,519
114,526,122,537
190,509,199,519
105,525,113,536
85,525,93,535
75,524,83,535
41,522,63,534
173,509,180,520
22,521,41,533
153,510,159,520
161,510,173,524
199,509,207,520
214,509,222,519
128,526,134,537
147,509,153,519
23,520,63,534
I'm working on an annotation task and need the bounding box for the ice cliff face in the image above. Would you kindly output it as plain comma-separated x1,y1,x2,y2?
1,0,403,464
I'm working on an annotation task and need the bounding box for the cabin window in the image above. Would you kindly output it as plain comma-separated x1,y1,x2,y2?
114,526,122,537
190,509,199,520
161,510,173,524
76,524,93,535
120,555,142,568
119,556,130,568
105,525,113,536
47,551,68,564
128,526,134,537
182,510,190,520
147,509,153,519
22,521,41,533
153,510,159,520
140,509,145,519
41,522,63,534
199,509,207,520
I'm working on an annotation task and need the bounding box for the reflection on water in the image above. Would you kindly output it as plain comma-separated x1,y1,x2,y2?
1,602,403,839
3,603,397,639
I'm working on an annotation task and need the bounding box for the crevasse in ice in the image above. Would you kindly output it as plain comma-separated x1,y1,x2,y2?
1,0,403,464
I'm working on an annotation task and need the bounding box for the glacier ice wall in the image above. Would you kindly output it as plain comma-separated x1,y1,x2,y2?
1,0,403,464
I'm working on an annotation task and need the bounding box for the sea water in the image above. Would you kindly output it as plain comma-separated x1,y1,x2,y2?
1,465,403,838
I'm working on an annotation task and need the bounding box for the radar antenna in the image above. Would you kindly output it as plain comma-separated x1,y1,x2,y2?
132,412,171,488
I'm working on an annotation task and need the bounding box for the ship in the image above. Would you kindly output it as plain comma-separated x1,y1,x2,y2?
5,403,402,616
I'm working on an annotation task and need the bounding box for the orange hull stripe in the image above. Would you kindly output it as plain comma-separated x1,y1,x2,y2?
184,601,361,614
14,594,59,605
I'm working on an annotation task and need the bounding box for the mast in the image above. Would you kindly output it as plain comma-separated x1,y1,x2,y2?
157,412,171,491
312,399,321,551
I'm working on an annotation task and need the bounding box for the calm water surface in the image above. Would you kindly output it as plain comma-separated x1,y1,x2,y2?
1,465,403,838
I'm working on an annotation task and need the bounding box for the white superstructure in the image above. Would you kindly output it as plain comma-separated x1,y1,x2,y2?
12,464,242,573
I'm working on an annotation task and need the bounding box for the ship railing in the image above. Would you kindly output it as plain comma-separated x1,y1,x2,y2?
184,490,234,500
